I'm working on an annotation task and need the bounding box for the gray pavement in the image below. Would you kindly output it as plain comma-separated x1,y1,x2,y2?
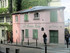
47,45,70,53
0,43,70,53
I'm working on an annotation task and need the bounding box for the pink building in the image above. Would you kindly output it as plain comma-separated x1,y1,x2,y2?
12,6,65,44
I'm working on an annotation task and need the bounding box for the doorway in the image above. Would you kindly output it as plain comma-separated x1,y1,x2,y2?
49,30,58,43
22,30,24,41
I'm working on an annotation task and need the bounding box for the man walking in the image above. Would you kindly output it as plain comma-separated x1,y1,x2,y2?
43,33,47,44
65,34,69,48
43,33,47,53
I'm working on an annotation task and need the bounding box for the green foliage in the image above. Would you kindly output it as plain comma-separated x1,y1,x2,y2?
13,0,51,11
14,0,22,11
21,0,51,10
21,0,30,9
0,8,8,13
47,0,52,2
8,0,52,12
0,23,12,31
8,0,12,13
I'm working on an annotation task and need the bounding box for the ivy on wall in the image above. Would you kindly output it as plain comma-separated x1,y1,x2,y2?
0,23,12,32
0,8,8,14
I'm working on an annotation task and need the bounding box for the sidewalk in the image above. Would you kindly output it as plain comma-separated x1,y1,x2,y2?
46,44,70,53
0,42,70,53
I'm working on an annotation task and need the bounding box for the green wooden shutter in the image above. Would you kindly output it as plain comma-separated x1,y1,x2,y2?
50,10,57,22
25,29,29,38
33,29,38,39
24,14,28,21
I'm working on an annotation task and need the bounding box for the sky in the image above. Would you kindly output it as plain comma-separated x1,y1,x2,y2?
61,0,70,22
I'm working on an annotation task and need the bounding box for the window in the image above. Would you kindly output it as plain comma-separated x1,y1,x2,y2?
0,17,4,22
5,0,6,7
24,14,28,21
2,30,5,37
50,10,57,22
6,17,11,22
25,29,29,38
1,1,2,8
3,1,4,7
0,1,1,8
33,29,38,39
15,15,18,22
34,13,39,20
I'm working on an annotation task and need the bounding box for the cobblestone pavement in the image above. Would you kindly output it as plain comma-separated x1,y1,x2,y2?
0,43,70,53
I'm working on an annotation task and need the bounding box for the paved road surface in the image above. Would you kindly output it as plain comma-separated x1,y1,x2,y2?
0,44,70,53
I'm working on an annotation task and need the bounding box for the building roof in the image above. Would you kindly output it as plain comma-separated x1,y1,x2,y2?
12,6,65,14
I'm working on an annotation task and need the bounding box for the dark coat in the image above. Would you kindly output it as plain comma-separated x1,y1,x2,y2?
43,33,47,38
43,33,47,44
65,35,69,42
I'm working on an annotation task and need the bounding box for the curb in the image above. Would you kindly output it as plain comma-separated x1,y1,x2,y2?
2,44,42,49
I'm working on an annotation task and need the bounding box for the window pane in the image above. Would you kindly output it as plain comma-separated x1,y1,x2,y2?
0,17,4,22
34,13,39,17
25,29,29,38
34,13,39,20
1,1,2,7
2,30,5,37
15,15,18,22
6,17,11,22
33,29,38,39
3,1,4,7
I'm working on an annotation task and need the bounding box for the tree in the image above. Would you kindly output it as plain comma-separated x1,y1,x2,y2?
21,0,51,10
13,0,51,11
14,0,22,11
8,0,12,13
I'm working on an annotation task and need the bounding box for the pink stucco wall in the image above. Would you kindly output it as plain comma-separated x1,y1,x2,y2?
13,14,21,42
12,9,65,44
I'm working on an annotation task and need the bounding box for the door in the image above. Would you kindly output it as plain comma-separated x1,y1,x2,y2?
22,30,24,41
50,30,58,43
6,31,10,42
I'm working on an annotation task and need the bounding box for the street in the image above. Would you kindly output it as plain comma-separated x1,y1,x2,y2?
0,43,70,53
0,44,41,53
